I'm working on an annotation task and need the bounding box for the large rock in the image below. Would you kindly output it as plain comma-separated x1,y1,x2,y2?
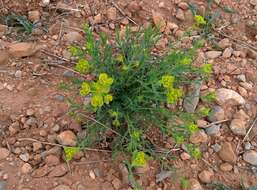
8,42,41,58
0,51,9,65
218,142,237,163
243,151,257,166
216,88,245,106
57,130,77,146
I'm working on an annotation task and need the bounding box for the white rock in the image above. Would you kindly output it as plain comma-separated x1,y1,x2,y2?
243,151,257,166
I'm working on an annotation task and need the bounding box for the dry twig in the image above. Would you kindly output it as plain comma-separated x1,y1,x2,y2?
73,159,112,165
204,119,230,128
111,1,138,26
243,116,257,142
18,138,111,152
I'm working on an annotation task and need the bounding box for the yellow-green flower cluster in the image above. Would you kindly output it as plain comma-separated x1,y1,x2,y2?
75,59,90,74
132,151,147,167
194,15,207,26
181,57,192,65
80,73,114,109
160,75,175,88
191,147,201,159
187,123,198,134
64,147,80,161
201,63,212,74
160,75,183,104
109,110,120,127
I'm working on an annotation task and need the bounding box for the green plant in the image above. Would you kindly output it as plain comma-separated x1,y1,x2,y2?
0,13,34,33
68,25,211,172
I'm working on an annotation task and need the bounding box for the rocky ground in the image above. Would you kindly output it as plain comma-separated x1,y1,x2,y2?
0,0,257,190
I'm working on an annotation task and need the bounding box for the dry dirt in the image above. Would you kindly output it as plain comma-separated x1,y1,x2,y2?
0,0,257,190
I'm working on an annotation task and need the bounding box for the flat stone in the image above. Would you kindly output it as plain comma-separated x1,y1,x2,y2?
63,32,83,44
183,80,202,113
205,51,222,59
220,163,233,172
230,110,249,136
0,51,9,66
198,170,213,183
216,88,245,106
208,106,225,122
189,179,203,190
21,163,33,174
0,181,6,190
152,11,166,32
205,124,220,135
190,130,208,144
176,8,185,21
48,164,68,177
0,148,9,160
53,185,71,190
106,7,117,21
218,142,237,163
218,38,231,49
8,42,41,58
250,0,257,5
222,47,233,58
19,153,30,162
243,151,257,166
57,130,77,146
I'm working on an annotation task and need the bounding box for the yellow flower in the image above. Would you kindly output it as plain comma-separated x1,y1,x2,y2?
166,88,183,104
112,119,120,127
194,15,207,25
64,147,80,161
201,64,212,74
115,54,124,63
75,59,90,73
80,82,91,96
160,75,175,88
132,151,147,167
109,110,118,117
174,135,184,144
181,57,191,65
91,95,104,108
99,73,114,86
93,82,110,94
187,123,198,134
191,148,201,159
104,94,113,104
